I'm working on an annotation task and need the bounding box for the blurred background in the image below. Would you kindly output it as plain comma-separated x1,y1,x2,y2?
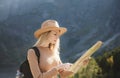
0,0,120,78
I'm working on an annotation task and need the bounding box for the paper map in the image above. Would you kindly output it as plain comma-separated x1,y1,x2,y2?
69,41,103,73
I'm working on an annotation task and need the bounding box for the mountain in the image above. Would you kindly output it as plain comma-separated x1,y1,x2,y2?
0,0,120,67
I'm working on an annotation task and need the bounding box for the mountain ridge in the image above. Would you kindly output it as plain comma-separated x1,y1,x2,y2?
0,0,120,66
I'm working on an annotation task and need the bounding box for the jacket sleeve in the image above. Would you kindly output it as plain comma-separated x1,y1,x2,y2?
27,49,58,78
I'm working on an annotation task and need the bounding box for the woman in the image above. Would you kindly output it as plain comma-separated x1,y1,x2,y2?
27,20,73,78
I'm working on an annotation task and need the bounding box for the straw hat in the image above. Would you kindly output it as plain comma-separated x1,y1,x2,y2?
34,20,67,39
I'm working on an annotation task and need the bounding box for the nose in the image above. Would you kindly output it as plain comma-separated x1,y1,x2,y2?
55,35,59,40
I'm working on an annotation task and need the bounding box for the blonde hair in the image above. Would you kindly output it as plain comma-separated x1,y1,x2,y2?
34,31,60,54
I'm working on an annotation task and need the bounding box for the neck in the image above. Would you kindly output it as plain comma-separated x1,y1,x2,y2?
39,42,49,48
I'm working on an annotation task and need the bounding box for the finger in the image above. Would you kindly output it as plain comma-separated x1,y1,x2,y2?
58,69,64,73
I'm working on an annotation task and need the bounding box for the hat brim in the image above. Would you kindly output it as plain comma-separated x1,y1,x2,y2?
34,27,67,39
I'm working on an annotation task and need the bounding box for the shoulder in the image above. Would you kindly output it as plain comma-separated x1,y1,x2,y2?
27,48,36,57
27,48,39,62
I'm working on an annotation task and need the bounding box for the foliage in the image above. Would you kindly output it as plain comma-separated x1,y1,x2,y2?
68,58,102,78
68,46,120,78
95,46,120,78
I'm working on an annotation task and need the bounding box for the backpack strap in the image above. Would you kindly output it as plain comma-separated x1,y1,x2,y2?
30,47,40,63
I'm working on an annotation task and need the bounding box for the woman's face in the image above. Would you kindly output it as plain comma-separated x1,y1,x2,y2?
48,30,60,44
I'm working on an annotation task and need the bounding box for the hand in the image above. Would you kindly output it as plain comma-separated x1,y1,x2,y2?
59,70,74,78
56,63,74,77
56,63,72,72
82,57,91,66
